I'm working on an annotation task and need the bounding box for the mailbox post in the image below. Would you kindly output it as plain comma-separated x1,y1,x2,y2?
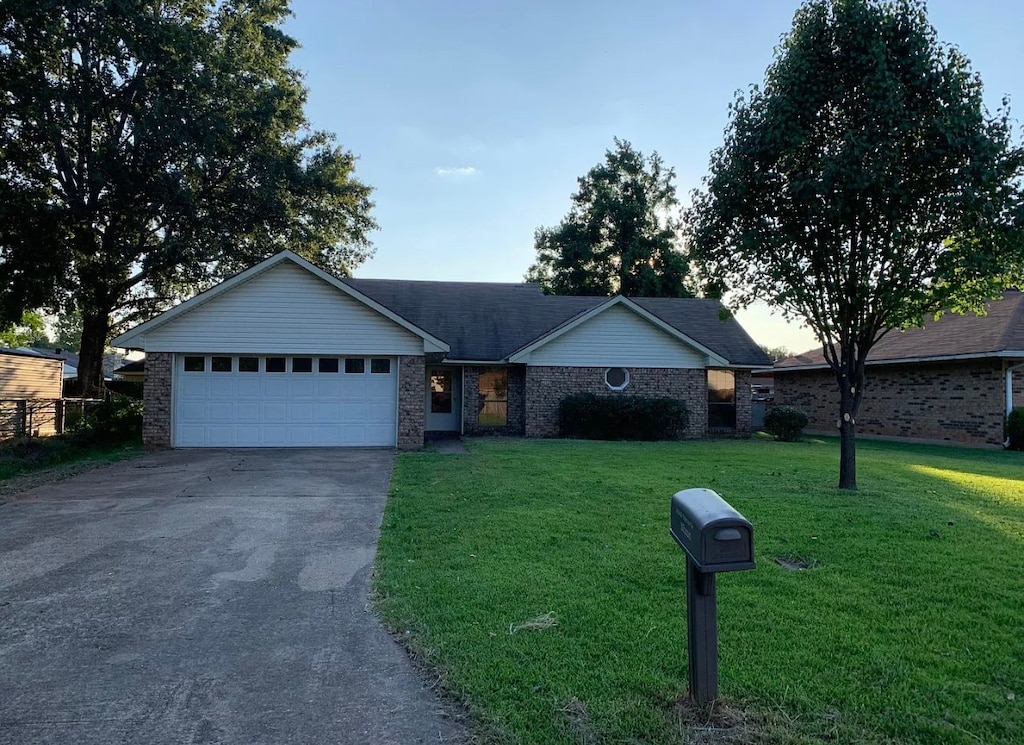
670,488,755,704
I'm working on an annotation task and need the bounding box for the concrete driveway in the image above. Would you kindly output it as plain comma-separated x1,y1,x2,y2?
0,449,465,745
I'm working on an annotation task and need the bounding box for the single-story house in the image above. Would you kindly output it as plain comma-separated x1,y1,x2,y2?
774,290,1024,446
0,347,64,438
111,251,772,449
112,359,145,382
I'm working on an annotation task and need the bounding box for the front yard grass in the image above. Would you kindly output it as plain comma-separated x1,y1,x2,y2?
0,435,141,493
375,438,1023,744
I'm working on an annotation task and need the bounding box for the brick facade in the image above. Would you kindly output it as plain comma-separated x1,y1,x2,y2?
397,355,425,449
733,369,753,437
774,360,1019,446
524,366,709,439
142,352,173,448
462,365,526,436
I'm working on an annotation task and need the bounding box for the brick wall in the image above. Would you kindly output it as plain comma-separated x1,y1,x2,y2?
774,360,1008,445
462,365,526,436
524,366,708,439
734,369,753,437
1012,363,1023,409
397,355,425,448
143,352,173,448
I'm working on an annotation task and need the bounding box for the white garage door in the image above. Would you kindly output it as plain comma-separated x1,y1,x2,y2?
174,354,398,447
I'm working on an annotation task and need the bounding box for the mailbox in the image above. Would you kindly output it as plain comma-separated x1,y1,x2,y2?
670,488,754,572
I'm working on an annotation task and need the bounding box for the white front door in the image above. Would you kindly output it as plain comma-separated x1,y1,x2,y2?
425,365,461,431
174,354,397,447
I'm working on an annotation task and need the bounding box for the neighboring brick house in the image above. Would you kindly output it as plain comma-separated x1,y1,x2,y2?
774,290,1024,446
112,251,770,449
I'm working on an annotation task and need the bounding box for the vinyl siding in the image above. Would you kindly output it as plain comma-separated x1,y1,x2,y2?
525,305,707,368
143,262,423,354
0,355,63,399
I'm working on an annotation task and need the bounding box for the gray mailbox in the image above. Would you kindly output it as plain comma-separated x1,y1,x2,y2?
670,488,755,572
670,488,755,705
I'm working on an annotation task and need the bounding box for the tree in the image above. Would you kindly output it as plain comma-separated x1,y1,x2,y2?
687,0,1024,489
53,309,82,351
525,138,694,297
0,0,377,394
0,310,49,347
759,345,791,363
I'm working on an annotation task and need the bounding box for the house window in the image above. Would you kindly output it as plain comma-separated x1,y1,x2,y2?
478,368,508,427
345,358,365,374
605,367,630,391
239,357,259,372
184,356,205,372
266,357,286,373
292,357,313,373
370,358,391,374
708,369,736,430
430,371,452,413
319,358,339,373
211,356,232,372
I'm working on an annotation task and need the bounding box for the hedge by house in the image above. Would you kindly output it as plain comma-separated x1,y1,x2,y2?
1007,408,1024,450
764,405,809,442
558,393,689,441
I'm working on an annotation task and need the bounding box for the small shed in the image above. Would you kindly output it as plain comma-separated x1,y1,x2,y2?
0,348,65,437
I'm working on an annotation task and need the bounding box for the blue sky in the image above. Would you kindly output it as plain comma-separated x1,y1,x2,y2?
284,0,1024,354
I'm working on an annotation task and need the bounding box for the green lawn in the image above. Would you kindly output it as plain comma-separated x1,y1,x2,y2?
374,437,1023,744
0,435,141,487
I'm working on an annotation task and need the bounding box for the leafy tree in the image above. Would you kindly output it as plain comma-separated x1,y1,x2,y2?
759,345,791,363
53,309,82,352
0,310,49,347
0,0,377,393
688,0,1024,489
526,138,693,297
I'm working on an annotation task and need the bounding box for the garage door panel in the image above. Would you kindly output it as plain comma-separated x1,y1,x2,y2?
174,355,398,447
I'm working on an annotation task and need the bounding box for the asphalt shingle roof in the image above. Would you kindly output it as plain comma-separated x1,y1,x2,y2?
342,278,771,366
775,290,1024,369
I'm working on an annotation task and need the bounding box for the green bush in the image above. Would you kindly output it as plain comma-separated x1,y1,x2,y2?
764,405,809,442
558,393,689,441
69,396,143,443
1006,408,1024,451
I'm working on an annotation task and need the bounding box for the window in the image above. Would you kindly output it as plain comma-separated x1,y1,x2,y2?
370,358,391,374
184,356,205,372
211,356,232,372
605,367,630,391
478,368,508,427
319,358,339,373
239,357,259,372
266,357,286,373
292,357,313,373
708,369,736,430
430,370,452,413
345,358,365,374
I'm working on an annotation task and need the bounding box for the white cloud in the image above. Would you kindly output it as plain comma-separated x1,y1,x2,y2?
435,166,478,179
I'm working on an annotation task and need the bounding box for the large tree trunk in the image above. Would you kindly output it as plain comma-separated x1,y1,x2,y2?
76,309,110,398
835,369,864,490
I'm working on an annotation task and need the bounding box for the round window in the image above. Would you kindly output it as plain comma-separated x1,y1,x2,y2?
605,367,629,391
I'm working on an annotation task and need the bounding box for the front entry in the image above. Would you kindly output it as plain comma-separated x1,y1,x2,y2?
425,365,461,432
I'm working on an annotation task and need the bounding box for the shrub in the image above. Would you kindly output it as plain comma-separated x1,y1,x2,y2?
1006,408,1024,451
558,393,689,441
68,396,143,443
764,405,809,442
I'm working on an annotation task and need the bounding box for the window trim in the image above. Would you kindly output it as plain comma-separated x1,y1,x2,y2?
604,367,630,391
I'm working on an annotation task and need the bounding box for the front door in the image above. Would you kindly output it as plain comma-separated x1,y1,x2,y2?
425,365,461,431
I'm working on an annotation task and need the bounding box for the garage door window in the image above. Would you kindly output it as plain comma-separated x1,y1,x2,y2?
266,357,286,373
239,357,259,372
292,357,313,373
319,358,339,373
184,356,205,372
212,356,232,372
371,358,391,374
345,358,365,374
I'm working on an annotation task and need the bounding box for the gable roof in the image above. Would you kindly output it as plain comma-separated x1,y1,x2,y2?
775,290,1024,371
111,251,450,353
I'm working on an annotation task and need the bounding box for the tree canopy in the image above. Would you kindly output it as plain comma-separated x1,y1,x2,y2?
687,0,1024,488
0,310,49,347
0,0,377,392
525,138,693,297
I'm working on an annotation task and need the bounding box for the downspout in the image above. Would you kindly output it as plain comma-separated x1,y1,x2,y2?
1004,361,1024,448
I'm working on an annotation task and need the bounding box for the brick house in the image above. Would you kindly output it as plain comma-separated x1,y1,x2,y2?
774,290,1024,446
112,251,770,448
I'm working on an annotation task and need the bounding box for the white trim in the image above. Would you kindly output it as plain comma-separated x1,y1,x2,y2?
776,350,1024,373
112,251,450,354
1007,361,1024,417
507,296,729,366
604,367,630,391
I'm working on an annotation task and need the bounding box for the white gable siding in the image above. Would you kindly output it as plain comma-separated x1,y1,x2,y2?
525,305,707,368
143,262,422,354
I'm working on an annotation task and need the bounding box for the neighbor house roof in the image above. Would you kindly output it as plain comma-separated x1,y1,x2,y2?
775,290,1024,371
